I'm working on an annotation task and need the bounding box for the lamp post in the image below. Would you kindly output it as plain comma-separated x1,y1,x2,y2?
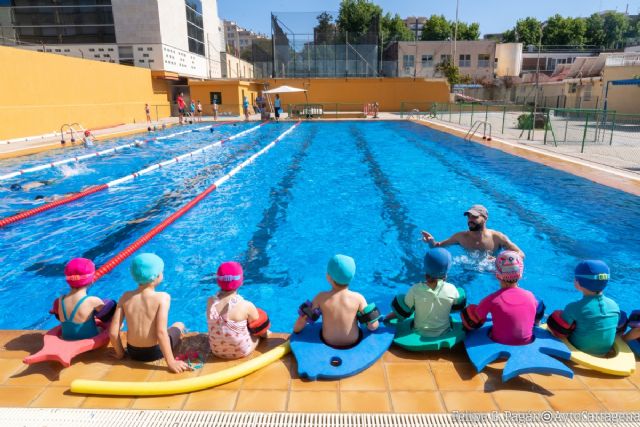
453,0,459,67
530,21,546,140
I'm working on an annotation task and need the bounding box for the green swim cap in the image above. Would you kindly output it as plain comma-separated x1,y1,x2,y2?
327,254,356,285
130,253,164,285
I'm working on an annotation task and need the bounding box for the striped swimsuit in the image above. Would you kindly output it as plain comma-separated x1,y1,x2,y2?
207,294,257,359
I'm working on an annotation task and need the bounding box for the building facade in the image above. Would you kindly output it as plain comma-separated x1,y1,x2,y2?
403,16,427,40
223,19,267,56
392,40,522,81
0,0,225,79
220,52,254,78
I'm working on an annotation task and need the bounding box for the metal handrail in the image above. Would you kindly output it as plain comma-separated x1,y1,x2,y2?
465,120,492,141
60,122,85,144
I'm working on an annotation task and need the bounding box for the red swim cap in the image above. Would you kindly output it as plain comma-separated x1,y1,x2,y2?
216,261,243,291
84,130,91,137
64,258,95,288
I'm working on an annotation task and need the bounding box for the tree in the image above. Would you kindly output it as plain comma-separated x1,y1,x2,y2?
314,11,335,43
337,0,382,41
420,14,451,40
435,61,472,85
585,13,606,46
456,22,480,40
602,12,629,48
502,17,543,46
543,14,586,46
381,12,414,43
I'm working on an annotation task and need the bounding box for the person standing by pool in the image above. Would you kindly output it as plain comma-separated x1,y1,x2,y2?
145,103,152,124
274,94,281,121
212,99,219,121
196,100,203,122
242,95,249,120
177,93,186,125
421,204,525,259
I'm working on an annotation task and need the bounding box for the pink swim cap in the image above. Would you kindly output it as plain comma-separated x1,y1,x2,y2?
64,258,95,288
216,261,243,291
495,251,524,282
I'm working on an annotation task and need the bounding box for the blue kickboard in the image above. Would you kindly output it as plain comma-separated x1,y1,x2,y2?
464,322,573,382
628,339,640,358
290,322,395,380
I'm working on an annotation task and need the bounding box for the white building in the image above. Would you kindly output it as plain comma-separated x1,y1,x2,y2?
223,20,268,56
0,0,225,80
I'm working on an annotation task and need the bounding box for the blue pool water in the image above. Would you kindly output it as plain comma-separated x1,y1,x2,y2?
0,121,639,333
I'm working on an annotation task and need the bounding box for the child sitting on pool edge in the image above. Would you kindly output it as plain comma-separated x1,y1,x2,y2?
109,253,191,373
461,251,544,345
206,261,270,359
547,260,626,356
386,248,466,337
294,254,380,348
50,258,115,340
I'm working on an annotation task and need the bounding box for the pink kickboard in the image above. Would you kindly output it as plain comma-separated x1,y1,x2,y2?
23,323,110,368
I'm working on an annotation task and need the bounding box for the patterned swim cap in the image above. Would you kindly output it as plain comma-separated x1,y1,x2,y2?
65,258,95,288
495,251,524,282
216,261,244,291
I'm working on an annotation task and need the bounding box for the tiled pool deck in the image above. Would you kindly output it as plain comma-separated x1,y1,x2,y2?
1,330,639,413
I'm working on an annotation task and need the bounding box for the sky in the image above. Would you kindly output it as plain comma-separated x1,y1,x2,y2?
218,0,640,36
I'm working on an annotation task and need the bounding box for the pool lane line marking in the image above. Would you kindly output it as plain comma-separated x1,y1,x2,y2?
0,122,232,181
93,121,301,281
0,123,266,229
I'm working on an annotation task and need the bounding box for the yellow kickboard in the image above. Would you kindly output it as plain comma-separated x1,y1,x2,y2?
70,341,290,396
541,325,635,376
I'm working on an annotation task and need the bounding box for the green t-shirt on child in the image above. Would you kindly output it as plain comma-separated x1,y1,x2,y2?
561,294,620,356
404,280,460,337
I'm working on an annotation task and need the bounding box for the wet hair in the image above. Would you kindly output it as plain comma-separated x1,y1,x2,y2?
10,183,21,191
34,195,44,200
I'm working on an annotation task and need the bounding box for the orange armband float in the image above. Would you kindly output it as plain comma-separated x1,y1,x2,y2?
248,308,270,337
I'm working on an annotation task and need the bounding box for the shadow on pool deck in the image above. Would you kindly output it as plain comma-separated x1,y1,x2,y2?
0,329,639,412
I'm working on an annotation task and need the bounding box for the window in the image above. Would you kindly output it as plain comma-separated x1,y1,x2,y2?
583,86,592,101
421,54,433,67
568,83,577,94
440,54,451,65
138,47,143,51
403,54,415,68
185,0,205,55
478,54,490,68
459,54,471,67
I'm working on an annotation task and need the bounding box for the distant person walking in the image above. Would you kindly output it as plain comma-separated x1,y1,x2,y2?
145,103,152,124
212,100,218,121
242,96,249,121
177,93,186,125
196,100,203,122
274,94,281,121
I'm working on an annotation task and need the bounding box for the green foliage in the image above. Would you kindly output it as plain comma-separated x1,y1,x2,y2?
381,12,414,42
420,14,451,41
543,14,586,46
503,17,543,46
517,113,547,130
435,61,472,86
456,22,481,40
315,11,336,43
602,12,629,48
585,13,606,46
337,0,382,40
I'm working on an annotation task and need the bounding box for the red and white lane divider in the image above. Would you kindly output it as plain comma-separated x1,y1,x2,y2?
0,123,233,181
0,123,265,228
93,121,301,280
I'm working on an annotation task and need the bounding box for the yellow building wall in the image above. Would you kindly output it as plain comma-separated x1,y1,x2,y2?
0,46,170,140
189,80,257,116
602,65,640,114
188,77,450,113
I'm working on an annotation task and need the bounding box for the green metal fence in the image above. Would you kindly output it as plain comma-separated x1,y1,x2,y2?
287,103,366,119
402,101,640,172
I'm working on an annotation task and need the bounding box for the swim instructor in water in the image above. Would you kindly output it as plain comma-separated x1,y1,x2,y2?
421,204,525,259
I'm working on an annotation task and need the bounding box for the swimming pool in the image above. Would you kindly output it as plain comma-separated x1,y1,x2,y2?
1,121,639,332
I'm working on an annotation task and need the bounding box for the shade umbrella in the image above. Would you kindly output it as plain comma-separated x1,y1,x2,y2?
263,85,309,104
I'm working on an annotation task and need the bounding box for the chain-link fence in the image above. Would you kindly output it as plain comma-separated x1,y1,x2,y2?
403,102,640,173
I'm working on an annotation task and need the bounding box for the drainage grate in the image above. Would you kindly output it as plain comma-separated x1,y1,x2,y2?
1,408,639,427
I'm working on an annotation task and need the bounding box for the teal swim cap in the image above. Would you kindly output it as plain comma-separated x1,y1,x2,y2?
327,254,356,285
130,253,164,285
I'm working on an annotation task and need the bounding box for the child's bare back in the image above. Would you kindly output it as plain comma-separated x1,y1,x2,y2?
315,288,368,347
119,287,168,348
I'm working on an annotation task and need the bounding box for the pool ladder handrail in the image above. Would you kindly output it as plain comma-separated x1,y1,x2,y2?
465,120,493,141
60,122,85,144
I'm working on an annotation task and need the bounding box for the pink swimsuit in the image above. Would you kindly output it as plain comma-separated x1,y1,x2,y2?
476,287,537,345
207,294,256,359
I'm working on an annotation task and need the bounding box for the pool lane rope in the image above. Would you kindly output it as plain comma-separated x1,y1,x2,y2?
0,122,232,181
0,123,265,229
93,121,300,281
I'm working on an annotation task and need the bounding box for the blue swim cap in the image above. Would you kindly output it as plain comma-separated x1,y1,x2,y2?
575,260,609,292
130,253,165,285
327,254,356,285
424,248,452,278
